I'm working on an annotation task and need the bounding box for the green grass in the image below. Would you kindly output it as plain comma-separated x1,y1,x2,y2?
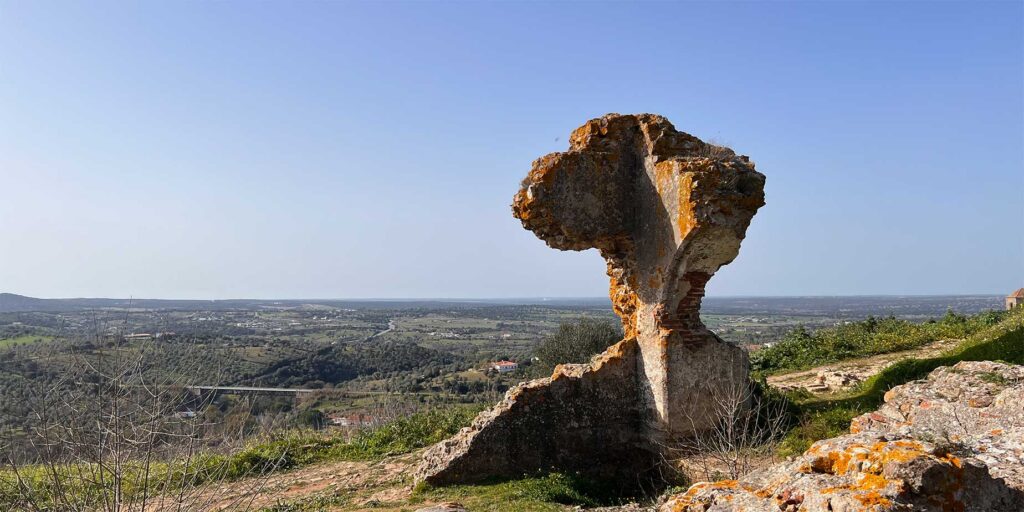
257,492,351,512
752,309,1007,375
216,405,481,476
977,371,1009,385
0,334,53,348
0,406,480,510
413,472,630,511
778,307,1024,455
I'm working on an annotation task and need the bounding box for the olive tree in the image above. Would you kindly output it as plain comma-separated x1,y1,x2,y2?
533,318,622,374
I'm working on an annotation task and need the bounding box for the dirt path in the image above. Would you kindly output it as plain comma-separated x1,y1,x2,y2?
766,338,960,394
148,453,421,512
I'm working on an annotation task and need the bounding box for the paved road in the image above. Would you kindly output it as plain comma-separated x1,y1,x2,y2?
186,385,317,394
185,385,434,396
367,319,396,339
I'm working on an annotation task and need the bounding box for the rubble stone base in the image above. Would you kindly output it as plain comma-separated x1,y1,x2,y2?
416,335,750,487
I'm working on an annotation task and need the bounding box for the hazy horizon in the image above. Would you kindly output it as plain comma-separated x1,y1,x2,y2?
3,1,1022,299
1,291,1010,302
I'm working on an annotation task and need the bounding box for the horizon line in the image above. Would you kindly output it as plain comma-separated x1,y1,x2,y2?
1,292,1011,302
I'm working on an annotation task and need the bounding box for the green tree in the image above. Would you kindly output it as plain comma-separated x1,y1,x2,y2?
295,409,327,430
533,318,622,374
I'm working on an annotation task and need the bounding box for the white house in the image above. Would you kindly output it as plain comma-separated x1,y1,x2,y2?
493,360,518,373
329,413,376,427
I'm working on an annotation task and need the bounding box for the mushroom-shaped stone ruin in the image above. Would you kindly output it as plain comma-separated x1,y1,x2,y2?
416,113,766,487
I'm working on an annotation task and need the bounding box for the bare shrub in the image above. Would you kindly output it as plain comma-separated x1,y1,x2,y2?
0,312,278,511
669,378,794,483
694,138,737,160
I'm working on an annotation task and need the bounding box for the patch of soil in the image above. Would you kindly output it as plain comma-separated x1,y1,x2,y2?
766,338,960,394
147,453,419,511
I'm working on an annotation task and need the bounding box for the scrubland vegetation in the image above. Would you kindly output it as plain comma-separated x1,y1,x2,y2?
1,300,1019,510
751,309,1007,374
530,318,622,375
0,407,479,511
779,305,1024,455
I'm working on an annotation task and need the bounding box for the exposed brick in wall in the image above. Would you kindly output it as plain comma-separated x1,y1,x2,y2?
655,272,710,335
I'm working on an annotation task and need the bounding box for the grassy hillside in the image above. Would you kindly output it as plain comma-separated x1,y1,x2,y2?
779,306,1024,455
751,309,1006,374
0,334,52,348
0,407,479,511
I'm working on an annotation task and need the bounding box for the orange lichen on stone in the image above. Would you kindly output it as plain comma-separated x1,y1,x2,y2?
654,160,675,196
853,490,893,508
676,172,696,240
666,482,710,511
808,444,859,474
607,268,639,339
877,439,927,464
418,114,766,488
941,453,963,469
711,480,740,489
858,472,889,490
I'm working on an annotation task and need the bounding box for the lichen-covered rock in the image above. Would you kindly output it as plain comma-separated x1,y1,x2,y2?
416,114,766,486
851,361,1024,492
662,362,1024,511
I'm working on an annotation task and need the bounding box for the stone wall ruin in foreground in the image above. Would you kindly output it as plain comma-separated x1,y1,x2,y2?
415,113,767,486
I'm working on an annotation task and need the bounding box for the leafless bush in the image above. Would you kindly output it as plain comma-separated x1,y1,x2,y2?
669,379,792,482
0,312,278,511
694,138,737,160
361,394,420,427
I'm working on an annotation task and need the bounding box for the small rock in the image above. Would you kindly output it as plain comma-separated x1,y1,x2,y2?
414,503,468,512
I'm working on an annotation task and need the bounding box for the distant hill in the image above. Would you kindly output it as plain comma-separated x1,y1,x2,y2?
0,293,612,313
0,293,227,313
1,292,1004,316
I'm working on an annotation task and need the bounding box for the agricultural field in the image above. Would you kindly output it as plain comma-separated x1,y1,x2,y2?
0,333,53,348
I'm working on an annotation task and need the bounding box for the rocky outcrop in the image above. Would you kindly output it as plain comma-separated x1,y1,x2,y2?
416,114,766,486
662,361,1024,511
851,360,1024,492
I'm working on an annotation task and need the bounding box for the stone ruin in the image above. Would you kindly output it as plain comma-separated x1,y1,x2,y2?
415,113,766,487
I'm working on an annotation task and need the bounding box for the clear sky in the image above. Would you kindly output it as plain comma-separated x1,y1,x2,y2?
1,1,1021,299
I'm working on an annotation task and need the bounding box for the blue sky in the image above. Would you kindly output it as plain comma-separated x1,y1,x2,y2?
1,1,1021,299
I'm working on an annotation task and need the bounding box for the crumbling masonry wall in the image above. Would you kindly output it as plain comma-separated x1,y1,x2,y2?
416,113,766,485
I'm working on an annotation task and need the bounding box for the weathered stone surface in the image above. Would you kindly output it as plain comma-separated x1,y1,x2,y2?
417,341,657,485
413,503,468,512
851,361,1024,492
416,114,766,486
662,362,1024,511
817,369,864,391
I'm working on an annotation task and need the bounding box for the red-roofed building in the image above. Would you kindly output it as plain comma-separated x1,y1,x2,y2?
1007,288,1024,311
492,360,518,373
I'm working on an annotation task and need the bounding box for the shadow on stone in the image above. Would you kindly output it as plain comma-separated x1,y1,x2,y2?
415,113,766,489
